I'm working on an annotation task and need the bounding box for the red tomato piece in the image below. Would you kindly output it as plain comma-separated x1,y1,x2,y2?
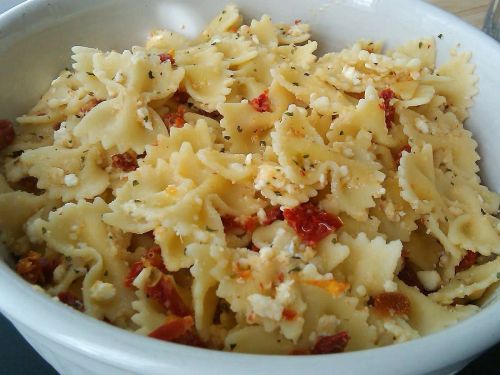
249,243,260,252
394,144,411,168
159,53,176,65
282,308,297,321
143,245,167,272
379,88,396,129
455,250,478,272
16,251,59,286
162,106,186,128
373,292,411,317
311,331,350,354
149,316,193,341
222,215,258,233
250,89,271,112
58,291,84,312
146,276,191,317
243,216,259,232
283,202,343,245
263,206,283,225
111,151,138,172
0,119,15,150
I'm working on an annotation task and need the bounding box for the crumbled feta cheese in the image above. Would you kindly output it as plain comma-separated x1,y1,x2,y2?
339,165,349,177
364,85,379,101
256,208,266,224
415,118,429,134
310,95,330,113
383,280,398,292
64,174,79,187
417,270,441,292
90,281,116,301
341,65,361,85
316,314,339,336
355,285,367,297
137,107,153,130
245,154,253,165
342,147,354,158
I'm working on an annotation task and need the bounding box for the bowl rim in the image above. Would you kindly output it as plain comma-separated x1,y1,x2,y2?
0,0,499,372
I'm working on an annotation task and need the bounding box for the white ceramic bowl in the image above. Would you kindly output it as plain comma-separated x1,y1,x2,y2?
0,1,499,374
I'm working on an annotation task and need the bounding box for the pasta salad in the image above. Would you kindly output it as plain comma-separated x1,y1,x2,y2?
0,4,499,355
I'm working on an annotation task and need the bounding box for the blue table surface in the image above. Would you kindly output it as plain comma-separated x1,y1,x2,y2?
0,312,498,374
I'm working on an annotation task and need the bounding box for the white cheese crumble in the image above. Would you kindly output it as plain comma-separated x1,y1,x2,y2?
316,314,340,336
355,285,367,297
64,174,79,187
417,270,441,292
383,280,398,292
415,118,430,134
341,65,361,85
137,107,153,130
90,281,116,301
339,165,349,177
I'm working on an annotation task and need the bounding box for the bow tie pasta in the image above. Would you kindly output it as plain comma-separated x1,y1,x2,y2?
1,4,499,355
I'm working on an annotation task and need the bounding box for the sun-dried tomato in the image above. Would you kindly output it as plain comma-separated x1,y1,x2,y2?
149,316,204,347
249,243,260,252
173,90,190,104
149,316,192,341
263,206,283,225
283,202,343,245
243,216,258,232
58,291,84,312
16,251,59,285
373,292,411,317
455,250,478,273
124,261,144,288
222,215,258,233
394,144,411,168
162,106,186,128
124,246,167,288
311,331,350,354
221,215,240,232
282,308,297,321
159,53,176,65
146,276,191,317
379,88,396,129
111,151,138,172
143,245,167,272
173,329,206,347
250,89,271,112
0,119,15,151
